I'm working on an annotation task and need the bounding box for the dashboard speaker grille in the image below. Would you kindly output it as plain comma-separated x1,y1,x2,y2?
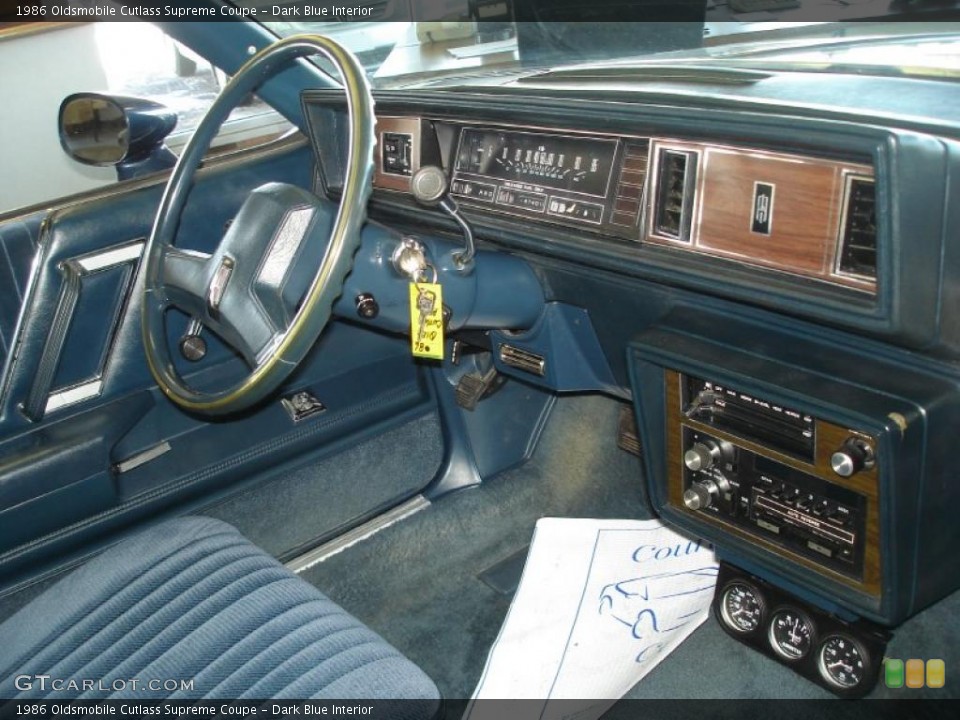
837,177,877,280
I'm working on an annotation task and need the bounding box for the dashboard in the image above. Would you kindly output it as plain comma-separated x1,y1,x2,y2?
372,115,877,294
302,83,960,654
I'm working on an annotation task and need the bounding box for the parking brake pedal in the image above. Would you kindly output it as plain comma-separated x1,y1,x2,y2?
455,367,502,411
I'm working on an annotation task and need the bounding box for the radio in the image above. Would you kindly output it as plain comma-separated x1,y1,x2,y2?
682,426,867,579
666,372,881,593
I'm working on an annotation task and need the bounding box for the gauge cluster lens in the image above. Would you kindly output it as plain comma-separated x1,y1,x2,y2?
720,582,765,633
455,128,617,198
818,634,867,689
768,608,814,661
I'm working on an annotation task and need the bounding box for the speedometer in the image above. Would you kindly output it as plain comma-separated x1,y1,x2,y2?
455,128,617,198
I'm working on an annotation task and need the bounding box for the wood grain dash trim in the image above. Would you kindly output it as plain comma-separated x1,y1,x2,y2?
645,142,875,293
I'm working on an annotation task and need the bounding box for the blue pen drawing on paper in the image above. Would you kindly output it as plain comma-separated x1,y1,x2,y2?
599,538,718,663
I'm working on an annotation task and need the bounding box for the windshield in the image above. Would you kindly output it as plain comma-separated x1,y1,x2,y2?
239,1,960,88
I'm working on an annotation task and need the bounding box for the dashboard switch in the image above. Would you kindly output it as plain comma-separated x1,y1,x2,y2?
382,132,413,177
355,293,379,320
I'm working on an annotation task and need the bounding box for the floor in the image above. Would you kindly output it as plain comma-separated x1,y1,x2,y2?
301,394,960,701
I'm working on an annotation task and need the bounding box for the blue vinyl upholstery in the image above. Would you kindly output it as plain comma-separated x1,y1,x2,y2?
0,517,440,705
0,213,41,365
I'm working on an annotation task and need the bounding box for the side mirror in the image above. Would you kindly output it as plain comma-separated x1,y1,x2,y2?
58,93,178,180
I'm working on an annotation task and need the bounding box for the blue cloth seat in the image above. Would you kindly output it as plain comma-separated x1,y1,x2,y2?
0,517,440,707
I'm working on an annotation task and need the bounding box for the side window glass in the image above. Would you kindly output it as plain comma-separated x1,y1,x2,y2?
0,22,291,215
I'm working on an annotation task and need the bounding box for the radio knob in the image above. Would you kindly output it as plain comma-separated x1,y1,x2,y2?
683,482,714,511
682,473,730,511
830,439,874,478
684,441,722,472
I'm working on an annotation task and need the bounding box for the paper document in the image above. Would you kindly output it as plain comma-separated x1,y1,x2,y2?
467,518,718,719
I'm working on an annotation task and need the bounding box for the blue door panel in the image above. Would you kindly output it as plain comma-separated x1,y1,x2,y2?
0,215,42,364
0,140,315,433
0,138,438,577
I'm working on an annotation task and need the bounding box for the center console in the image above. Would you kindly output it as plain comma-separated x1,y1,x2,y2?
628,306,960,631
626,308,960,694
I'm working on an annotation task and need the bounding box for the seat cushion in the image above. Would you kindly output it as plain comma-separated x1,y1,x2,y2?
0,516,440,705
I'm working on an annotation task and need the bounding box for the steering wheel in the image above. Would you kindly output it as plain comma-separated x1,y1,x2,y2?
141,36,374,416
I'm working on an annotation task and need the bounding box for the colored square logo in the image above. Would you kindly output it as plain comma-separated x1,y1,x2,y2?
906,658,925,688
927,659,945,689
884,658,904,688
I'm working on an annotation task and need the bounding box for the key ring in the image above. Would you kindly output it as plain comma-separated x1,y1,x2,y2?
416,263,438,285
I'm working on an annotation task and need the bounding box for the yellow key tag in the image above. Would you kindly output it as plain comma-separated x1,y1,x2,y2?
409,282,444,360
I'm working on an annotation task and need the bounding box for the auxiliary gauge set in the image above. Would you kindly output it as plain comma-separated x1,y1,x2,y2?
713,564,890,697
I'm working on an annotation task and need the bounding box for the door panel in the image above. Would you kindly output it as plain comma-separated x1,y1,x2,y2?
0,215,41,372
0,137,438,580
1,139,315,432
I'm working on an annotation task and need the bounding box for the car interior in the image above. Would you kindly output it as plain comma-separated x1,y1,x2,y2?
1,0,959,710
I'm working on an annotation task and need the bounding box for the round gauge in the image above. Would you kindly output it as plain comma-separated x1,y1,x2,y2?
768,608,815,661
719,582,765,634
818,634,867,690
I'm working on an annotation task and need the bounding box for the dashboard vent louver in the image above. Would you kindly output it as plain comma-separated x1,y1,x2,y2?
837,177,877,280
654,149,698,242
498,344,546,377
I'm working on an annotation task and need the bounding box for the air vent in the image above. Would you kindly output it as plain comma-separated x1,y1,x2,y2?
837,177,877,280
498,344,546,377
654,149,698,242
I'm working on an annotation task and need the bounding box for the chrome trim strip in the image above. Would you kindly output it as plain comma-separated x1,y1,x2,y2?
114,441,172,474
285,495,431,574
206,256,235,321
76,241,145,273
45,379,103,413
